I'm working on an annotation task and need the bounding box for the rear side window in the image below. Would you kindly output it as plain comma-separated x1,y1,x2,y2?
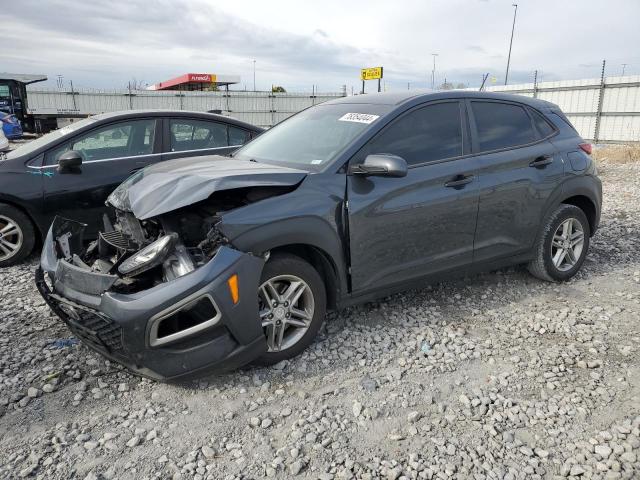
365,102,463,166
529,109,555,138
471,101,536,152
170,119,228,152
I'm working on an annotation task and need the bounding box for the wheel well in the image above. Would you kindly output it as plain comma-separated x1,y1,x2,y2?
269,244,340,310
0,199,42,244
561,195,597,235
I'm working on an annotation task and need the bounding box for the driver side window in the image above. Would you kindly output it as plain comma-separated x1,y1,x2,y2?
44,119,156,165
356,102,463,167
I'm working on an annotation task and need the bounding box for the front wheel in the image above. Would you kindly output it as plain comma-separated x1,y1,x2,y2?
0,203,36,267
253,254,326,365
527,204,590,282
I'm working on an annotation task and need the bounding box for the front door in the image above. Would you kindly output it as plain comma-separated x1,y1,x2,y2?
41,118,161,236
347,101,479,293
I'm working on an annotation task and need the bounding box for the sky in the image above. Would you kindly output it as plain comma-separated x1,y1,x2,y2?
2,0,639,93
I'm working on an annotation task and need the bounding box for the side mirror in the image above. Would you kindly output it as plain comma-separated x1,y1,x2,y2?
350,154,408,178
58,150,83,172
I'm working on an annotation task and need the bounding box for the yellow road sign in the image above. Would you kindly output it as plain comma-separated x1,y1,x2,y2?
361,67,383,81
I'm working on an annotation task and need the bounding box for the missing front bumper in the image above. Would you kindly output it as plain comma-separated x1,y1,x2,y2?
37,218,268,380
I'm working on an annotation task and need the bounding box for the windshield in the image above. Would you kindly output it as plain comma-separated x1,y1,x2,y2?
234,103,391,169
6,117,97,159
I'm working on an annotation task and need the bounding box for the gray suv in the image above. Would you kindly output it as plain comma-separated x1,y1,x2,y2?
36,91,602,380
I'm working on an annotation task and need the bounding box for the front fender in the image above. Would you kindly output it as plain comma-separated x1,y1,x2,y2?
219,215,349,296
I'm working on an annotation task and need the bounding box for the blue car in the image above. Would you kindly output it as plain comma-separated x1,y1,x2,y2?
1,113,23,139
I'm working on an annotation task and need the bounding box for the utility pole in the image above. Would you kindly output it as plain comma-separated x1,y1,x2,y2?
431,53,439,89
504,3,518,85
621,63,628,76
252,60,256,91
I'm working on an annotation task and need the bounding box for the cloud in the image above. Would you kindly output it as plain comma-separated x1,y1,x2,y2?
466,45,486,53
1,0,638,90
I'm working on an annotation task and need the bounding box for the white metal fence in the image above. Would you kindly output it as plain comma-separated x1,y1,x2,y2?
482,75,640,143
25,88,346,128
27,76,640,141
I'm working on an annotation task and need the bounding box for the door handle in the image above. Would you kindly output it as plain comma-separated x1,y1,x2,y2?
445,174,474,188
529,155,553,168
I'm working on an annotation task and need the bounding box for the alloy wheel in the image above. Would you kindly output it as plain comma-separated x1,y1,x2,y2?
258,274,315,352
0,215,23,262
550,217,584,272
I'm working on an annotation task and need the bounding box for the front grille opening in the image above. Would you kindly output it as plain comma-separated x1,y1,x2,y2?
156,296,218,340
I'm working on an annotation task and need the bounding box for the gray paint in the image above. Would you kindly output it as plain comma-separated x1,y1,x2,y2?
37,90,603,378
113,156,307,219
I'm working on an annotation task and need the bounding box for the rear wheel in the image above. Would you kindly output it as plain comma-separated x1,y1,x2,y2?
0,204,35,267
253,254,326,365
527,204,590,282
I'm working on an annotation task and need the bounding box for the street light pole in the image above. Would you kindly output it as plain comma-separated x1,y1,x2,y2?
504,3,518,85
253,60,256,91
431,53,439,89
622,63,628,76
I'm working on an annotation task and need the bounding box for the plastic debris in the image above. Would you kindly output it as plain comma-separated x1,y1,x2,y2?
50,338,79,349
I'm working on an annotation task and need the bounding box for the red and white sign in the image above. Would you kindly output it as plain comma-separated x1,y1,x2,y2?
188,74,213,83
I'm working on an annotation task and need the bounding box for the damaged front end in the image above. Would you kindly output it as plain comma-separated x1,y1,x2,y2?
36,201,269,380
36,156,309,379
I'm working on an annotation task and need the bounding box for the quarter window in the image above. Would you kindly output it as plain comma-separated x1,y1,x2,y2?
44,119,156,165
364,102,463,166
228,126,251,146
471,101,537,151
170,119,228,152
529,108,555,138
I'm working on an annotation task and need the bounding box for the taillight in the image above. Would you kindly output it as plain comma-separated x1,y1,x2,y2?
579,143,592,155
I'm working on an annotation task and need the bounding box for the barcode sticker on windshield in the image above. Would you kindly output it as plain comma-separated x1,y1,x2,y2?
338,113,380,124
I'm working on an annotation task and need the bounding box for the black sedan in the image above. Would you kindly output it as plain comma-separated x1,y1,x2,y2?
0,110,262,266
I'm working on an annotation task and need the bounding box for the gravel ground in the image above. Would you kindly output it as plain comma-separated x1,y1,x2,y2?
0,159,639,480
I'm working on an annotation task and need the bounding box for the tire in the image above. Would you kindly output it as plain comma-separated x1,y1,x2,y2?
0,203,36,267
253,253,327,366
527,204,590,282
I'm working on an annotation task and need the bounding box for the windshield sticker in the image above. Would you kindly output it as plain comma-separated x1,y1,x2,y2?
310,159,323,165
338,113,380,124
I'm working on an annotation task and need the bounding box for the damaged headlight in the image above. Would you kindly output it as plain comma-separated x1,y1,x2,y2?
118,234,177,277
107,182,132,212
107,169,145,211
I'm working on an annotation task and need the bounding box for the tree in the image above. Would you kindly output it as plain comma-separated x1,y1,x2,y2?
127,78,148,90
438,81,455,90
272,85,286,93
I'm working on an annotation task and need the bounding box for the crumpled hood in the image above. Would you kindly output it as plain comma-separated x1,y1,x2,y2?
108,155,307,219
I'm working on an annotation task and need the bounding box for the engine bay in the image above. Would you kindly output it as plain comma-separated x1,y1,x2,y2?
65,186,292,293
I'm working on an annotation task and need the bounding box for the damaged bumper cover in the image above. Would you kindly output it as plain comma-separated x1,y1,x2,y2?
36,218,267,381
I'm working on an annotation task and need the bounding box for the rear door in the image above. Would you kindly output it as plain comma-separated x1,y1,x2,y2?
468,100,563,262
41,118,161,235
347,100,479,293
162,118,252,161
